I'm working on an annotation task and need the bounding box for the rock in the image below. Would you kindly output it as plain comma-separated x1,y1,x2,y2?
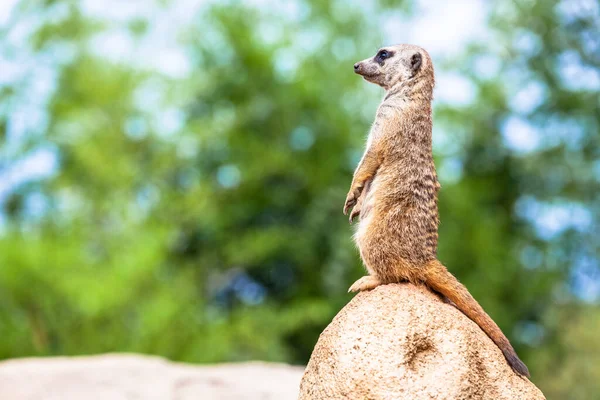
0,354,304,400
299,283,545,400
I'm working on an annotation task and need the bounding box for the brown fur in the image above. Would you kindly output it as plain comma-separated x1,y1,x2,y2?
344,44,530,377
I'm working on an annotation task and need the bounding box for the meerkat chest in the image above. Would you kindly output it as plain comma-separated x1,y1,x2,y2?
367,103,405,149
365,123,380,149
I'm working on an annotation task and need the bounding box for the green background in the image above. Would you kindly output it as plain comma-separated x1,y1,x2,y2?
1,0,599,398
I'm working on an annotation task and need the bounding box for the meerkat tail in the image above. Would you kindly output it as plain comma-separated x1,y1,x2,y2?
423,259,530,377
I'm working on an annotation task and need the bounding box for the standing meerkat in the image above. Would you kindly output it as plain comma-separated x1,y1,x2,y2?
344,44,530,377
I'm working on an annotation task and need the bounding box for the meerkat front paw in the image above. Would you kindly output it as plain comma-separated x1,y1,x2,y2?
348,275,382,292
343,187,362,215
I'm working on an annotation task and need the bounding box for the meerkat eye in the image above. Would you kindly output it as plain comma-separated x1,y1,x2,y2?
377,50,389,60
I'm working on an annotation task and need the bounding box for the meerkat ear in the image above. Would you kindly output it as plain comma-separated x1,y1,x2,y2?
410,53,422,73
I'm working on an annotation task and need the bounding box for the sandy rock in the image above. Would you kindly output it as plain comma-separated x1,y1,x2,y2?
0,354,303,400
299,283,545,400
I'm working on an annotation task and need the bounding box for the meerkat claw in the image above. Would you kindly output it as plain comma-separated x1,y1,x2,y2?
343,197,356,215
349,207,360,223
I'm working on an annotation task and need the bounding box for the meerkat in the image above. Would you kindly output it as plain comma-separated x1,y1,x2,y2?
344,44,530,377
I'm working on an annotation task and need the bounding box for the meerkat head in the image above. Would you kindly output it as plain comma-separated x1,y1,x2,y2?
353,44,434,93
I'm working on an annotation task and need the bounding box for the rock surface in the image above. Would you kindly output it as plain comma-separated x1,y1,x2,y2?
299,283,545,400
0,354,303,400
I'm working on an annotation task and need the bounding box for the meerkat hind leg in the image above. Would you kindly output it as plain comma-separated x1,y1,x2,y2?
348,275,383,292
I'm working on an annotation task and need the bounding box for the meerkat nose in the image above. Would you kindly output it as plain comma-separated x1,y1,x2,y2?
354,63,360,71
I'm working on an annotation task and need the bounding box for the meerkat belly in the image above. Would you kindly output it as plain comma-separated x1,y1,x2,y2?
353,176,379,276
353,173,433,282
354,172,402,244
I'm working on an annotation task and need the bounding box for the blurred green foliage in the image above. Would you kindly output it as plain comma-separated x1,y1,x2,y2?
0,0,598,397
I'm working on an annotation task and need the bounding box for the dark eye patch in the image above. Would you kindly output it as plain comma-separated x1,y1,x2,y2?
375,49,394,65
